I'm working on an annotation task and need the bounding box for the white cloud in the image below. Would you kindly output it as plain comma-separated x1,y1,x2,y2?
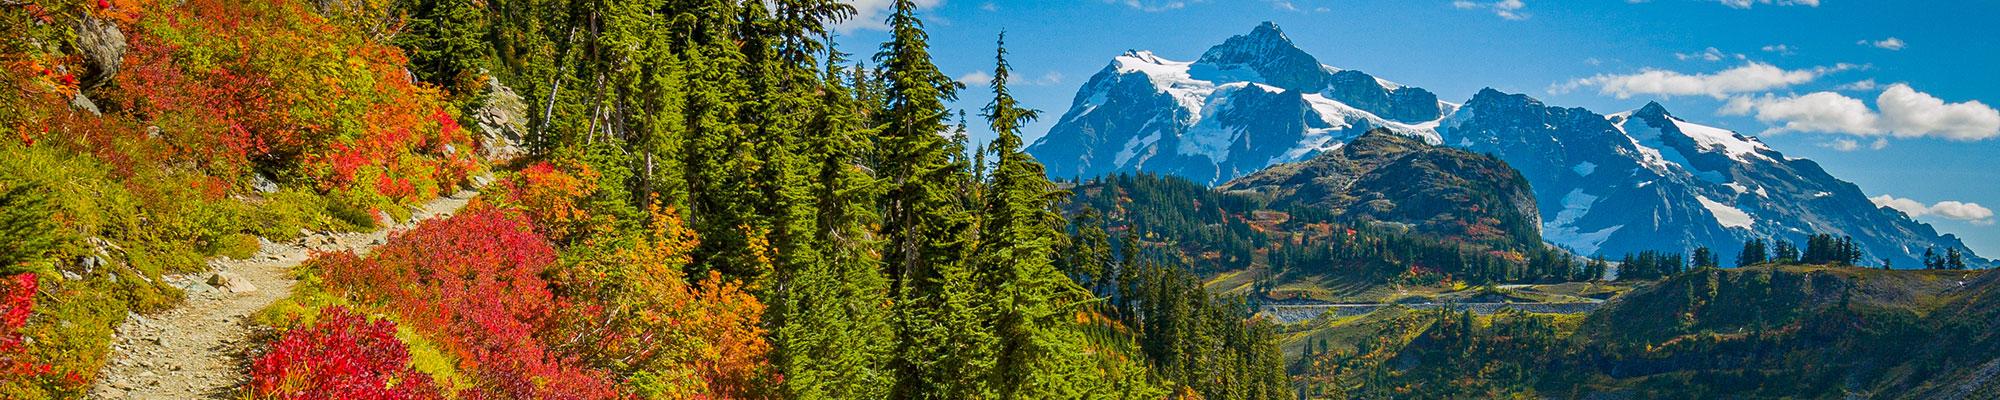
1877,84,2000,140
1835,79,1878,91
835,0,942,32
956,71,993,86
1722,84,2000,141
1818,138,1886,152
959,70,1060,87
1722,91,1879,134
1761,44,1795,54
1455,0,1529,20
1269,0,1299,11
1860,37,1907,51
1552,62,1852,99
980,2,997,11
1675,47,1746,62
1872,195,1996,225
1030,71,1065,86
1110,0,1199,12
1716,0,1819,8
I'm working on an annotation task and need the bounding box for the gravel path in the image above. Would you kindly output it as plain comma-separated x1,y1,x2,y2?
87,191,476,399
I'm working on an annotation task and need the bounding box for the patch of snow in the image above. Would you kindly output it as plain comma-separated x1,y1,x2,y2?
1696,195,1755,229
1613,114,1697,175
1670,118,1773,163
1542,189,1621,254
1114,131,1161,166
1300,92,1443,144
1573,162,1598,176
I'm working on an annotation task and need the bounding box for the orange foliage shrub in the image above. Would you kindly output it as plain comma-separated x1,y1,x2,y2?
110,0,478,202
549,205,774,398
480,160,599,243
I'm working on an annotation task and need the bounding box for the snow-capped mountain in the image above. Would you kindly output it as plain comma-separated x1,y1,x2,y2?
1444,90,1985,267
1030,22,1989,268
1026,22,1454,186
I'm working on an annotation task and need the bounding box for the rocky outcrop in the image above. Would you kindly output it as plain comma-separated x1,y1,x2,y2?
73,13,127,88
472,76,529,163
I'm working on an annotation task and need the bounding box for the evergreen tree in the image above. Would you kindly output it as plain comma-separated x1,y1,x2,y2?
775,44,898,399
1924,247,1942,270
1947,247,1967,270
0,182,56,274
976,31,1105,397
1736,239,1768,267
1691,247,1717,269
872,1,988,397
396,0,491,93
1773,239,1800,264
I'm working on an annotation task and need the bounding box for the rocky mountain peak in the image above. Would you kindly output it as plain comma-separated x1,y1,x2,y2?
1196,21,1326,92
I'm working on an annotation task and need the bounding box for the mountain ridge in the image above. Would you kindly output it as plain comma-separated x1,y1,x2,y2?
1030,22,1989,269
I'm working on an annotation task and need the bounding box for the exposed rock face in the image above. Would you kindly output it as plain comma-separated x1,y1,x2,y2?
473,76,529,163
1220,129,1542,249
73,14,127,88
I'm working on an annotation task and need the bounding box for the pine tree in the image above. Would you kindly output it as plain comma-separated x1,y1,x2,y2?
775,44,897,399
872,1,989,397
1773,239,1800,264
975,31,1112,397
1691,247,1717,269
1924,247,1942,270
1947,247,1967,270
1736,239,1768,267
396,0,491,93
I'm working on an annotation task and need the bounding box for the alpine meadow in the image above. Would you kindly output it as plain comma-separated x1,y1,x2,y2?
3,1,2000,399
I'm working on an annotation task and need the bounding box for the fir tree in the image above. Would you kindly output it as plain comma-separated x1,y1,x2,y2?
1691,247,1717,269
976,31,1109,397
872,1,989,397
1737,239,1768,267
396,0,491,93
1773,239,1800,264
775,45,897,399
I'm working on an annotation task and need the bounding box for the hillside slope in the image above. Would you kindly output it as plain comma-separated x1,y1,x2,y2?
1220,129,1542,250
1288,265,2000,398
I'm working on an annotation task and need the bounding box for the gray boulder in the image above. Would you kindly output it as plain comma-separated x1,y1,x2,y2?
73,14,127,88
472,76,529,163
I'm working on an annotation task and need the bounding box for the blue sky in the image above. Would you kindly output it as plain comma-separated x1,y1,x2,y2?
832,0,2000,254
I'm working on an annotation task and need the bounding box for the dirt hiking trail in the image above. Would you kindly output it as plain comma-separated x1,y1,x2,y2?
88,190,477,399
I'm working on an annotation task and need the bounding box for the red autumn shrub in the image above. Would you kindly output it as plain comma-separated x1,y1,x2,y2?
111,0,478,202
307,211,617,399
248,306,438,400
0,274,54,381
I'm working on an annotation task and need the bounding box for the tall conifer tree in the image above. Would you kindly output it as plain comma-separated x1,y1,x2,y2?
872,1,990,397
